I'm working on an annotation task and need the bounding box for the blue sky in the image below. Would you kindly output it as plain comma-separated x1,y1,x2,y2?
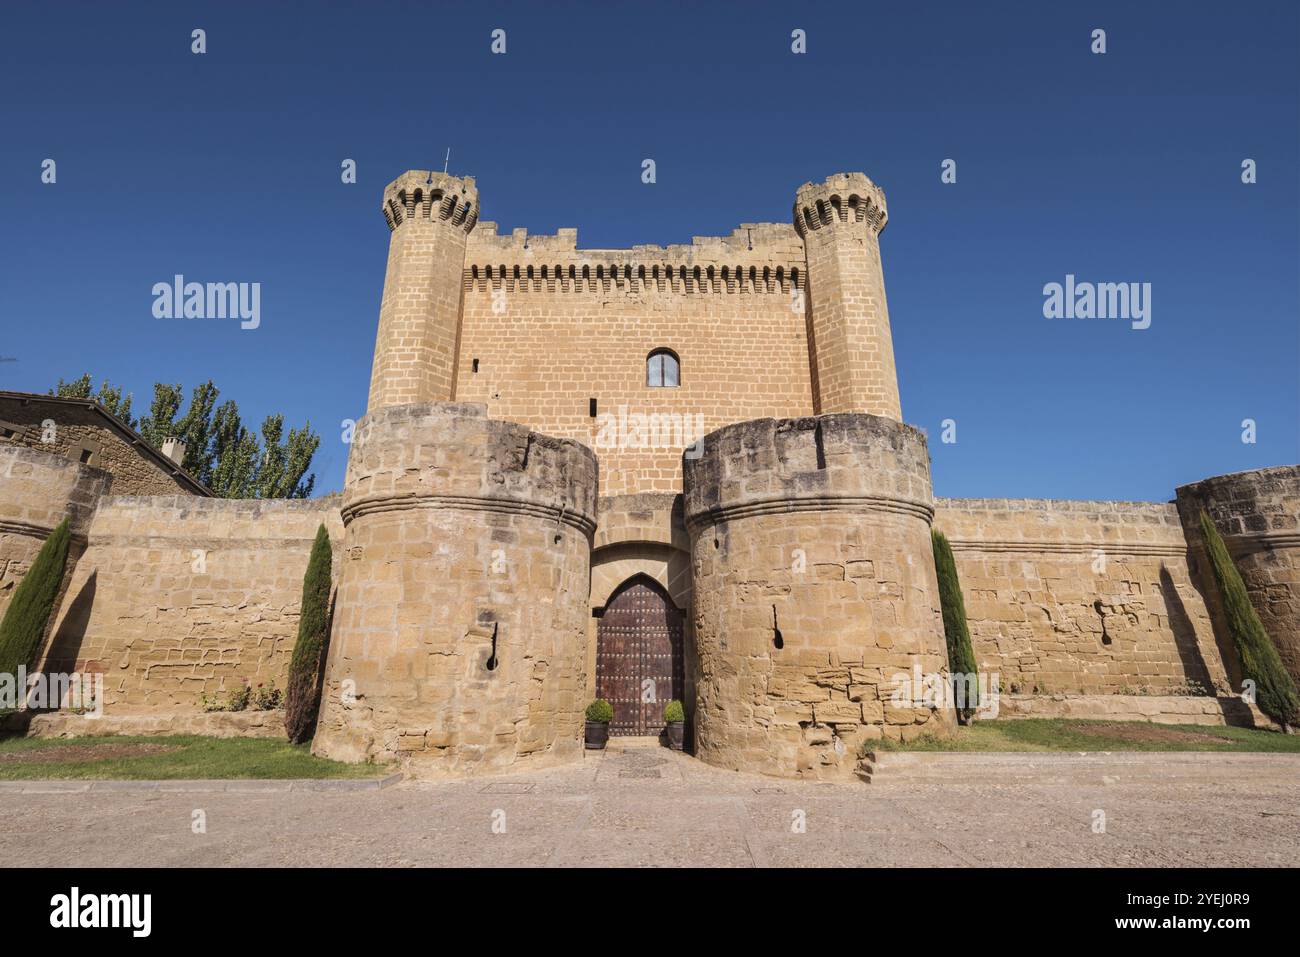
2,0,1296,500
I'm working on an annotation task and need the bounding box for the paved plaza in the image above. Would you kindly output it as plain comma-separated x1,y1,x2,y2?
3,745,1296,867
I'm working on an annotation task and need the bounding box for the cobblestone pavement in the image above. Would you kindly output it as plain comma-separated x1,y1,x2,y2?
3,747,1296,867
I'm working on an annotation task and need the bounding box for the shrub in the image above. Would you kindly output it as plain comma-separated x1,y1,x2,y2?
0,518,71,683
1199,511,1299,730
585,699,613,723
663,699,685,722
225,682,251,713
251,680,283,711
932,529,980,722
285,525,333,744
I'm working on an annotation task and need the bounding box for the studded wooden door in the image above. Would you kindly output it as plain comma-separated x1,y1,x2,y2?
596,578,684,736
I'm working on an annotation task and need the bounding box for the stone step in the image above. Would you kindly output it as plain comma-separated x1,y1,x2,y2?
854,750,1300,784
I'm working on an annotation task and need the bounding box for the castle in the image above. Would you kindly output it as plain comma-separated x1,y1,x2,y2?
2,169,1297,779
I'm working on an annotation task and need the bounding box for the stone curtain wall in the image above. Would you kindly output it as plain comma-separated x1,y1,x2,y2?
1177,466,1300,686
40,495,342,712
454,223,815,496
313,403,598,777
0,446,110,621
685,414,952,780
933,499,1230,696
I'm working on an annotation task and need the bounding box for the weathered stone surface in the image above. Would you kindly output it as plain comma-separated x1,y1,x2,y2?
312,402,597,778
684,413,953,780
0,445,110,620
39,495,342,711
1177,466,1300,688
8,709,289,739
996,693,1280,730
933,498,1230,698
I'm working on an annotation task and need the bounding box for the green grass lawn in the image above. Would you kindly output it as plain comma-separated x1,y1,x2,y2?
869,719,1300,754
0,735,390,780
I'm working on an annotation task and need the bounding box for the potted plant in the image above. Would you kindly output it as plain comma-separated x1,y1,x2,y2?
663,699,685,751
585,699,613,750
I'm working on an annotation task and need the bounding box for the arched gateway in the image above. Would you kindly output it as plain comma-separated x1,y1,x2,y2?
595,576,685,737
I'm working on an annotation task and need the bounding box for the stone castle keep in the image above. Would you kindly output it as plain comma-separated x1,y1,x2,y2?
3,168,1298,779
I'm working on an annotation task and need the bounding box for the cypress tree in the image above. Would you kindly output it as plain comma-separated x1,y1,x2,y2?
1199,511,1299,730
932,529,980,722
284,525,333,743
0,518,72,683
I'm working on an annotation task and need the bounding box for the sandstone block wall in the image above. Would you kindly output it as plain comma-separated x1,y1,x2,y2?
0,445,110,621
367,171,479,410
40,495,342,712
313,403,597,776
368,169,916,498
794,174,901,420
684,413,952,779
588,493,694,708
1176,466,1300,686
454,223,814,496
590,493,692,609
933,499,1230,696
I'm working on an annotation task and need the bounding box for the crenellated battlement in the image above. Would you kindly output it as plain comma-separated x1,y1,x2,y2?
795,171,900,418
794,172,888,236
463,222,804,293
382,170,479,234
470,221,801,254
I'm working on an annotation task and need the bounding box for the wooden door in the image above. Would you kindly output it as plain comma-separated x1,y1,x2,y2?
596,577,684,736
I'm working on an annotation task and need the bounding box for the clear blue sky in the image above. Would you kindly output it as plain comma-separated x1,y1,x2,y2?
2,0,1296,500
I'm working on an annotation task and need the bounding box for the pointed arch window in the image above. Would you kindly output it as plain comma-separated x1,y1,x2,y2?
646,348,680,387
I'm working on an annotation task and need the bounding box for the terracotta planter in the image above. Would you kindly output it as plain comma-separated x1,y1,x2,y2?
585,720,610,750
665,720,685,751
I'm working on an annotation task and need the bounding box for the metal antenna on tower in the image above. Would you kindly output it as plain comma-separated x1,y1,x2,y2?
443,148,451,174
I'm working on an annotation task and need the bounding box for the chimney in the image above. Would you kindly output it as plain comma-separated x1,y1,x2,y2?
161,436,186,466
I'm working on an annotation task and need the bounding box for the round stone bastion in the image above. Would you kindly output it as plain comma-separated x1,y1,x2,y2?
683,413,953,779
1176,465,1300,688
313,402,598,776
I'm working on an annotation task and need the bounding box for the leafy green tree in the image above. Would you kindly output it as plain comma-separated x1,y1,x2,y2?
136,382,183,449
284,525,333,743
0,519,71,683
175,380,220,478
932,529,980,722
55,375,318,499
1199,511,1299,730
208,400,259,497
255,414,319,499
51,375,136,427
